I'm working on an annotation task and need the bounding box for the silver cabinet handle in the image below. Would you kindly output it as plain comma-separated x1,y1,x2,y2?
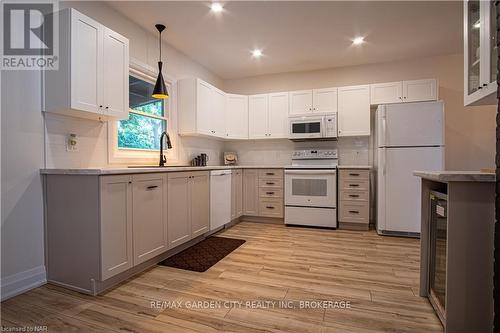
349,210,359,214
266,206,275,209
349,194,359,198
349,184,360,187
147,185,158,190
266,191,275,195
349,173,360,176
266,182,275,185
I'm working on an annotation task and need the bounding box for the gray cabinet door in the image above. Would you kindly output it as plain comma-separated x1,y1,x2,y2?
132,173,167,265
167,172,191,247
100,175,133,280
191,172,210,237
243,169,259,215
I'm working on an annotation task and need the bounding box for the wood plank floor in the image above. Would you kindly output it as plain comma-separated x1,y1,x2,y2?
1,222,443,332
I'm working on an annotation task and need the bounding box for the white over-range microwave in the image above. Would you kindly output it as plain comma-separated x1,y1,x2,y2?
288,114,337,140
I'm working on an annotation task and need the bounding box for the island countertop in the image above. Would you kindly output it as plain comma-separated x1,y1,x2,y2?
414,170,495,183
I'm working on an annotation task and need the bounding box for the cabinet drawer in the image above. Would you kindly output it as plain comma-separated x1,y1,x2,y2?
258,169,283,178
340,179,369,191
259,178,283,188
339,169,369,180
340,190,368,202
259,199,283,218
339,201,369,224
259,188,283,198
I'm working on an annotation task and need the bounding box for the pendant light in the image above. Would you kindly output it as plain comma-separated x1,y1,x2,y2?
152,24,169,99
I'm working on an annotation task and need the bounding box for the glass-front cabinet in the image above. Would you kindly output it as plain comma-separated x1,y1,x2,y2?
464,0,497,106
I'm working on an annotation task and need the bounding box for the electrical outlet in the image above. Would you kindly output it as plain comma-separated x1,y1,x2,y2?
66,133,78,152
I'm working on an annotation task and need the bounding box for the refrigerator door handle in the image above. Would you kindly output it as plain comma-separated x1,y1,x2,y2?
382,114,387,146
382,148,386,176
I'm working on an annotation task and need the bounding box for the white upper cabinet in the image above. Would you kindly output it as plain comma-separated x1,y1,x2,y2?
196,80,214,136
248,94,269,139
337,85,370,137
403,79,437,103
370,81,403,104
44,9,129,121
212,88,226,137
312,88,337,114
179,78,226,139
464,0,497,106
289,90,313,115
370,79,437,105
249,93,289,139
268,92,289,138
226,94,249,139
290,88,337,115
102,28,129,119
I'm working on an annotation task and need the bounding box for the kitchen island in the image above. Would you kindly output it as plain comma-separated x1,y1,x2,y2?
414,170,495,333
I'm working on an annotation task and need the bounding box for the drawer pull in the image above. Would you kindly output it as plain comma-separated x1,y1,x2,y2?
349,184,360,187
349,210,359,214
266,182,275,185
266,192,275,195
266,172,275,176
146,185,159,190
266,206,275,209
349,173,360,176
349,194,360,198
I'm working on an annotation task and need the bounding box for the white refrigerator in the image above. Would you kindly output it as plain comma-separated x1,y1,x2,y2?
376,101,444,236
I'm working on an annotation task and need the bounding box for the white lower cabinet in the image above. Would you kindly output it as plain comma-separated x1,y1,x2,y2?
131,174,167,265
167,171,210,247
100,175,133,280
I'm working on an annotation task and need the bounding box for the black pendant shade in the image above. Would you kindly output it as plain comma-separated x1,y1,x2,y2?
152,24,169,99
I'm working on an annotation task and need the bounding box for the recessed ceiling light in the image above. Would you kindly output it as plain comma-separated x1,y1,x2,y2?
252,49,263,58
210,2,223,13
352,37,365,45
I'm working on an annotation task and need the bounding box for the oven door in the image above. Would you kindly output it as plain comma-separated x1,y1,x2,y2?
289,117,324,139
285,169,336,208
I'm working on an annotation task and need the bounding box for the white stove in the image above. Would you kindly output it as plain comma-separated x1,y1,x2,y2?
284,149,338,228
287,149,338,169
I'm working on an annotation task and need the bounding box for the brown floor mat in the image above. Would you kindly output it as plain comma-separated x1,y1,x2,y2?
159,236,246,272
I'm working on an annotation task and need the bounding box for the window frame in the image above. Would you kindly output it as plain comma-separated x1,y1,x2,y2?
108,58,179,165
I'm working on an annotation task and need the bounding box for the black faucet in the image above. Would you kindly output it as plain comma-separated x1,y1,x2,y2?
159,131,172,167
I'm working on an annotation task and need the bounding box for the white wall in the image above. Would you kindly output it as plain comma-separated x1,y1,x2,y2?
1,70,47,299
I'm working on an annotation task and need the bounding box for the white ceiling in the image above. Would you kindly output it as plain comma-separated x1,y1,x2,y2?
107,1,462,80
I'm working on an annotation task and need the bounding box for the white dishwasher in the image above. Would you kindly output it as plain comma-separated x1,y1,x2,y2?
210,170,232,232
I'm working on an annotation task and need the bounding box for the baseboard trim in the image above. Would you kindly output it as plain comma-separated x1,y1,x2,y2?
1,265,47,301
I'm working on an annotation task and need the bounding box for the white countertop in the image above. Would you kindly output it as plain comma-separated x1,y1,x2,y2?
40,165,287,175
40,163,375,175
414,170,496,183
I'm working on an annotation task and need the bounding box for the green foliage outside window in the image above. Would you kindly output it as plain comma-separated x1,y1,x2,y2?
118,76,167,150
